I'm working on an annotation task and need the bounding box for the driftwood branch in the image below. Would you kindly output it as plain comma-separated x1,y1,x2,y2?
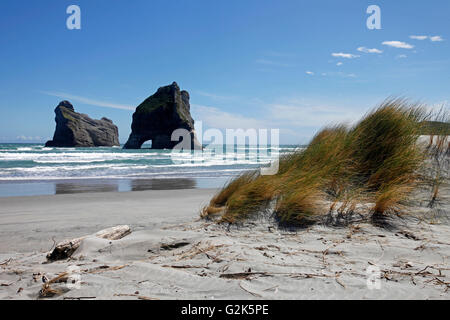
95,225,132,240
46,225,131,261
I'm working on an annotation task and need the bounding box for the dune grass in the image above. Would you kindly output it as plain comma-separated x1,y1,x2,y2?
202,99,447,227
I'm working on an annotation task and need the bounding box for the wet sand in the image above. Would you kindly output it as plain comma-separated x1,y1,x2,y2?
0,177,227,197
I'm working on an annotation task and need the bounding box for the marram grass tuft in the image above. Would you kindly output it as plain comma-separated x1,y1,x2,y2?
202,99,447,227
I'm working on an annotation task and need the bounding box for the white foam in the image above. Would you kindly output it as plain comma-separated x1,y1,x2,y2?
0,145,294,180
0,152,156,163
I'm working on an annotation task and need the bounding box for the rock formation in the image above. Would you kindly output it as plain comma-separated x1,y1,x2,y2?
123,82,202,150
45,101,119,147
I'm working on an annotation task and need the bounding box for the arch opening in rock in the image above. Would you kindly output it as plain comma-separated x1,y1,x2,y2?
141,139,153,149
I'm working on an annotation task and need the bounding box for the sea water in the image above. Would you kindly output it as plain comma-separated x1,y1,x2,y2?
0,144,300,197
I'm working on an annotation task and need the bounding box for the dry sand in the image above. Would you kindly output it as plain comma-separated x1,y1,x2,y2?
0,187,449,300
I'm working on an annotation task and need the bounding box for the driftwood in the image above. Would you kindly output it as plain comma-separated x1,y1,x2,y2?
46,237,85,262
46,225,131,261
95,225,131,240
39,264,130,298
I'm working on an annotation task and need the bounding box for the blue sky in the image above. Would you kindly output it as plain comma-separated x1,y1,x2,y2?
0,0,449,144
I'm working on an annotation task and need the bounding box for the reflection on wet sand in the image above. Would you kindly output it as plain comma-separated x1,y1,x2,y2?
53,178,197,195
0,177,211,197
131,178,196,191
55,181,119,194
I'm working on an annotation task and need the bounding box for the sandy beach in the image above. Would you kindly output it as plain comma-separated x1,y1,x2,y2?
1,187,448,300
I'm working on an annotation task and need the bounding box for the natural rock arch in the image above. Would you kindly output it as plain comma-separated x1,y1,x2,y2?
123,82,202,150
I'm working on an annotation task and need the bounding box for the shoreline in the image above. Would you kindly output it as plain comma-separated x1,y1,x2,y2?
0,177,229,198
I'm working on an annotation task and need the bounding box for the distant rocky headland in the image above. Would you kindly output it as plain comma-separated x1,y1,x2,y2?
45,101,119,148
123,82,202,150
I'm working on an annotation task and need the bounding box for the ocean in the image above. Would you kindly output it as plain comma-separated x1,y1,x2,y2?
0,143,300,197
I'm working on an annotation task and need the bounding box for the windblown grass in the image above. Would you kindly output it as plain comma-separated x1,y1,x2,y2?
202,99,449,227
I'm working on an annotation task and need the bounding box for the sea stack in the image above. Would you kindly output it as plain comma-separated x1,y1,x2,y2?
123,82,202,149
45,101,119,147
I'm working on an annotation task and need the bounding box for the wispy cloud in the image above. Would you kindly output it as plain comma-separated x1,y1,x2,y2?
430,35,444,42
331,52,359,59
396,54,407,59
319,71,357,78
268,100,364,127
336,62,343,66
195,91,235,101
191,95,380,144
40,91,135,110
305,71,314,75
410,35,428,40
382,41,414,49
357,47,383,54
196,98,366,130
191,101,363,144
410,35,444,42
191,104,268,130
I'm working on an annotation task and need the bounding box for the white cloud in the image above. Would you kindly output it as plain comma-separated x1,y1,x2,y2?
430,35,444,42
396,54,407,59
336,62,343,66
195,91,235,101
357,47,383,54
40,91,135,110
319,71,357,78
410,35,428,40
305,71,314,75
410,35,444,42
331,53,360,59
191,104,268,130
382,41,414,49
